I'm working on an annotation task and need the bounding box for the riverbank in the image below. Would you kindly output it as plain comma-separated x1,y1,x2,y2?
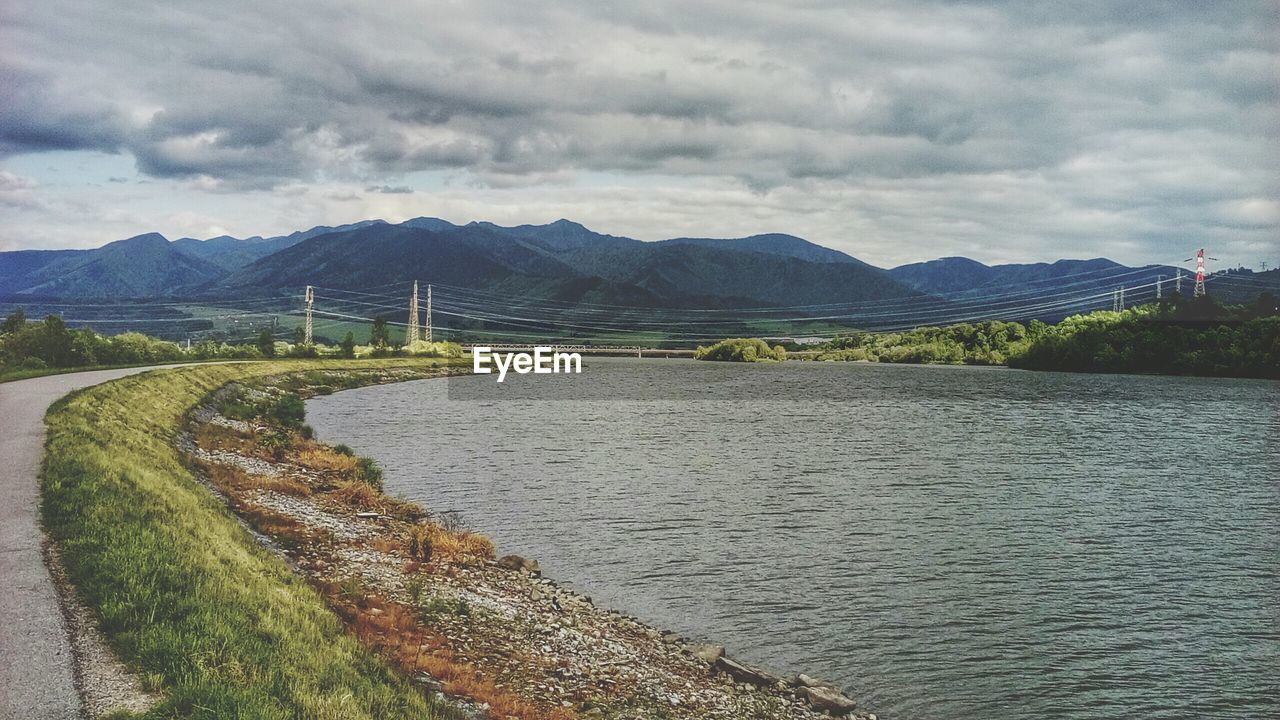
183,367,872,719
39,359,874,718
39,359,469,719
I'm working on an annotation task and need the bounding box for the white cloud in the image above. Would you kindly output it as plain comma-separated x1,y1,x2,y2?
0,0,1275,265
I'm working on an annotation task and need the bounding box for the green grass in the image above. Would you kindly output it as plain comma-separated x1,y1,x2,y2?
40,358,466,719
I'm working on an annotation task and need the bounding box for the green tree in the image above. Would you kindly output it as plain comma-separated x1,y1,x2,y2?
37,316,75,367
256,328,276,357
339,332,356,358
369,316,391,348
2,309,26,335
291,325,306,345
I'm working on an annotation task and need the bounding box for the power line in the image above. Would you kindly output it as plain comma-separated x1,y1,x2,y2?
309,260,1176,316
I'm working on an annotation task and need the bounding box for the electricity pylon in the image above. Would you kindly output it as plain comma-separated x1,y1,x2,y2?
303,285,314,345
1184,248,1218,298
425,284,433,343
407,281,420,344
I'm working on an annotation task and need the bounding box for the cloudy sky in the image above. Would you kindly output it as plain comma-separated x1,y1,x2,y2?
1,0,1276,267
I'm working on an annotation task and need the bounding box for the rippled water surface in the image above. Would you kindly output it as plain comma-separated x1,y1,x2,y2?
308,360,1280,720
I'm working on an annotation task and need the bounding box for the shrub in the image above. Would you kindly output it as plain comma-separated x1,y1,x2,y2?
404,525,433,563
268,393,306,428
404,577,426,606
403,340,464,358
415,595,470,624
438,510,466,534
256,430,290,458
355,457,384,491
693,338,786,362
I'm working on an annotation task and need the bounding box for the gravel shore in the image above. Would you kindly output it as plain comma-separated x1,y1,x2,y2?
182,369,877,720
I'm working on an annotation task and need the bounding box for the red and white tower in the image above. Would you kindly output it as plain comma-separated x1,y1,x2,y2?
1185,248,1218,298
1177,248,1218,295
1194,249,1206,297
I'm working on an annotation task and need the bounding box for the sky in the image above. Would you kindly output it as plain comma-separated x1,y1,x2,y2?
1,0,1276,268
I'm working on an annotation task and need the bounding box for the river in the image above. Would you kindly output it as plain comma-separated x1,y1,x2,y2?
306,359,1279,720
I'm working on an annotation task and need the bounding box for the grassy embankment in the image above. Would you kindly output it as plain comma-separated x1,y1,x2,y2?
40,358,465,719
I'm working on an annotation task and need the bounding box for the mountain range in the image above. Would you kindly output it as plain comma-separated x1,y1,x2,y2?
1,218,1269,319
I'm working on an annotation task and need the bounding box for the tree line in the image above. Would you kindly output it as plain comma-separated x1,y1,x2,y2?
0,310,461,374
811,295,1278,379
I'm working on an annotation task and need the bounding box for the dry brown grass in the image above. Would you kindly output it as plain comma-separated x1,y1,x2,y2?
238,503,331,545
404,525,433,562
382,497,428,522
203,461,312,497
326,481,382,509
194,423,256,453
368,537,401,554
294,446,360,474
403,523,495,566
325,588,574,720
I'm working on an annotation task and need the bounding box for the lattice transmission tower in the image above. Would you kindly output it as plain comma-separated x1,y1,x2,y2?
407,281,420,344
425,284,433,343
303,285,314,345
1184,248,1218,298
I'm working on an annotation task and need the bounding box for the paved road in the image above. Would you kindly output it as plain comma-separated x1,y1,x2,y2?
0,366,187,720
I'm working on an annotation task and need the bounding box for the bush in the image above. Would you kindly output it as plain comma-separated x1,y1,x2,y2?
403,340,464,358
404,525,433,562
268,393,306,428
415,595,469,623
339,333,357,359
693,337,786,362
256,430,291,459
355,457,384,491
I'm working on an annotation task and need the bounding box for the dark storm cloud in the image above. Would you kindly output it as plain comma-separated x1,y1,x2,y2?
0,0,1274,261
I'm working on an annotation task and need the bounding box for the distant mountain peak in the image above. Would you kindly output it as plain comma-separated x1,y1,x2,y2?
658,233,860,265
106,232,170,249
400,217,456,231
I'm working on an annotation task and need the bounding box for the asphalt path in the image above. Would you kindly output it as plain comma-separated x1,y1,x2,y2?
0,366,192,719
